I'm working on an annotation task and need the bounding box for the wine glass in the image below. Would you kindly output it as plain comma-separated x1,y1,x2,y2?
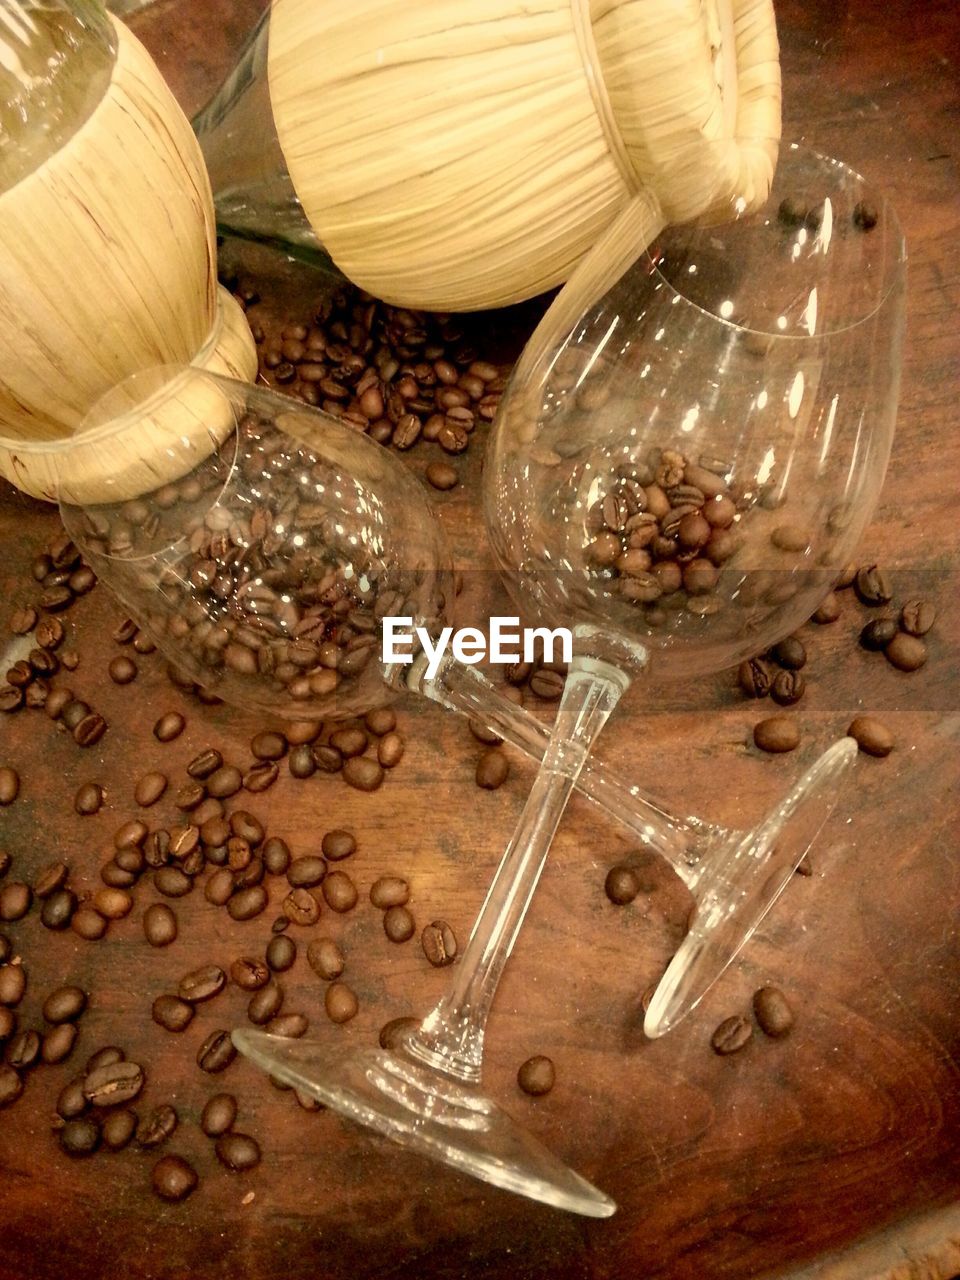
236,142,905,1212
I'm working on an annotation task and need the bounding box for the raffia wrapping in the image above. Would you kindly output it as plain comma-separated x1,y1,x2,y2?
268,0,781,311
0,16,257,502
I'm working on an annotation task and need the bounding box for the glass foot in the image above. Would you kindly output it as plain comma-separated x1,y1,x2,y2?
645,736,858,1038
233,1029,617,1218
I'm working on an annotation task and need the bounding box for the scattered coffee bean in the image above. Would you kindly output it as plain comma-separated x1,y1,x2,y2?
152,1154,198,1202
83,1059,144,1106
379,1016,419,1052
771,670,805,706
854,564,893,606
34,860,68,898
71,907,108,940
322,871,358,913
215,1132,261,1172
247,984,283,1025
42,1022,78,1065
476,750,509,789
383,906,415,943
0,965,26,1006
847,715,894,758
287,856,327,889
108,656,137,685
7,1027,40,1070
143,903,177,947
244,762,279,793
770,524,811,553
102,1109,137,1151
529,669,565,700
0,768,19,807
232,958,270,991
324,982,358,1024
282,888,321,926
421,920,457,967
85,1045,124,1073
884,632,927,672
899,599,936,637
711,1015,753,1055
134,771,168,808
228,886,268,921
9,606,37,636
40,888,77,931
365,707,397,736
811,592,841,624
321,830,356,861
152,995,195,1033
0,883,31,922
197,1030,236,1074
753,986,794,1037
266,935,297,972
771,636,806,670
59,1116,100,1157
342,756,384,791
187,748,222,780
178,965,227,1004
262,837,292,876
860,617,898,651
378,732,405,768
201,1093,237,1137
153,712,186,742
93,887,132,920
42,986,87,1024
288,744,316,779
605,864,641,905
370,876,409,909
517,1055,555,1096
137,1104,178,1149
74,713,107,747
267,1012,308,1039
753,716,800,754
306,939,344,981
738,658,773,698
74,782,104,815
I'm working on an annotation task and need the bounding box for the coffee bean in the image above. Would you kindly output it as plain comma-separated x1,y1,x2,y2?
260,837,291,877
43,986,87,1024
178,965,227,1003
61,699,90,730
0,768,19,807
322,871,357,913
60,1116,100,1156
860,617,898,651
134,772,168,807
771,670,805,706
109,656,137,685
738,658,772,698
771,636,806,670
71,907,107,940
853,200,879,231
152,994,195,1033
40,888,77,931
753,716,800,753
475,750,509,790
137,1104,178,1148
0,883,31,922
40,585,73,612
378,1016,419,1052
306,938,344,981
154,867,193,898
93,887,132,920
753,986,794,1037
377,731,405,768
811,592,841,624
41,1022,77,1064
84,1060,144,1106
74,713,107,747
187,748,222,779
324,982,358,1024
114,819,148,851
201,1093,237,1137
153,712,186,742
0,1063,23,1109
9,606,37,636
854,564,893,606
900,599,936,637
365,707,397,736
197,1030,236,1074
227,961,264,1001
370,877,409,909
228,886,268,921
143,903,177,948
382,906,415,943
200,816,230,847
34,860,68,898
102,1109,137,1151
285,721,321,746
420,920,457,967
287,856,327,889
529,669,564,700
321,830,356,861
85,1046,124,1073
770,524,811,553
288,744,316,779
152,1154,198,1202
605,864,641,905
247,983,283,1025
847,715,894,757
711,1015,753,1055
266,935,297,972
207,765,243,798
250,730,287,761
0,965,26,1006
267,1012,308,1039
885,632,927,672
74,782,104,816
215,1132,261,1172
230,811,264,848
0,685,23,712
517,1055,555,1096
342,756,384,792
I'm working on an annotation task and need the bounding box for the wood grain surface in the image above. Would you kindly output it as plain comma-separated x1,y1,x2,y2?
0,1,957,1278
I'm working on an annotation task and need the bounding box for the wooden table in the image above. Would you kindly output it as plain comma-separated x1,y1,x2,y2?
1,1,958,1277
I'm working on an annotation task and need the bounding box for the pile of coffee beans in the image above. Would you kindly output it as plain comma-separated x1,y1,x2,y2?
710,985,795,1055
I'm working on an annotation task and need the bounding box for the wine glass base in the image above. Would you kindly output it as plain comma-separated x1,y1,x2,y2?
645,736,858,1038
233,1029,617,1219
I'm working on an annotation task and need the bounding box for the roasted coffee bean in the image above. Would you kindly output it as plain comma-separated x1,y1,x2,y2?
200,816,231,848
285,720,321,746
215,1132,261,1172
85,1046,123,1073
152,1154,198,1202
243,761,279,794
59,1117,100,1156
227,886,268,921
517,1055,555,1097
114,819,148,850
108,655,137,685
74,782,104,816
0,768,20,807
853,200,878,231
178,965,226,1003
29,647,58,676
9,606,37,636
40,585,73,612
8,1026,41,1070
738,658,773,698
847,715,894,758
476,750,509,789
0,883,31,922
370,876,409,909
377,731,405,768
61,699,90,730
769,524,811,553
197,1030,236,1074
860,617,898,651
288,744,317,779
262,837,292,876
365,707,397,736
34,860,68,898
282,888,321,927
247,983,283,1025
112,618,138,644
134,771,168,807
753,716,800,754
529,669,565,700
324,982,358,1024
232,957,270,991
900,599,936,637
605,864,641,905
43,986,87,1024
342,756,384,791
421,920,457,967
154,867,192,898
711,1015,753,1055
71,907,108,940
885,632,927,672
74,713,107,747
93,887,132,920
201,1093,238,1137
0,1063,23,1109
230,811,264,847
0,686,23,712
143,903,177,947
187,748,222,779
226,838,252,873
207,765,243,798
771,636,806,670
266,934,297,972
287,856,327,889
267,1012,308,1039
100,859,135,890
321,871,357,913
0,964,26,1006
0,1002,14,1037
40,889,77,931
811,592,841,624
854,564,893,606
152,995,195,1033
102,1109,137,1151
84,1060,144,1106
771,670,805,706
42,1022,78,1065
321,830,356,861
379,1016,419,1052
306,938,344,982
150,711,185,743
753,986,794,1037
382,906,415,943
137,1104,178,1148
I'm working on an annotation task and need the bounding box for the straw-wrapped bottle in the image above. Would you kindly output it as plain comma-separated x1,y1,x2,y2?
0,0,257,502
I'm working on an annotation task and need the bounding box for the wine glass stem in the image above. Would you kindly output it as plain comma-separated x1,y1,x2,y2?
415,654,704,889
406,655,629,1085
